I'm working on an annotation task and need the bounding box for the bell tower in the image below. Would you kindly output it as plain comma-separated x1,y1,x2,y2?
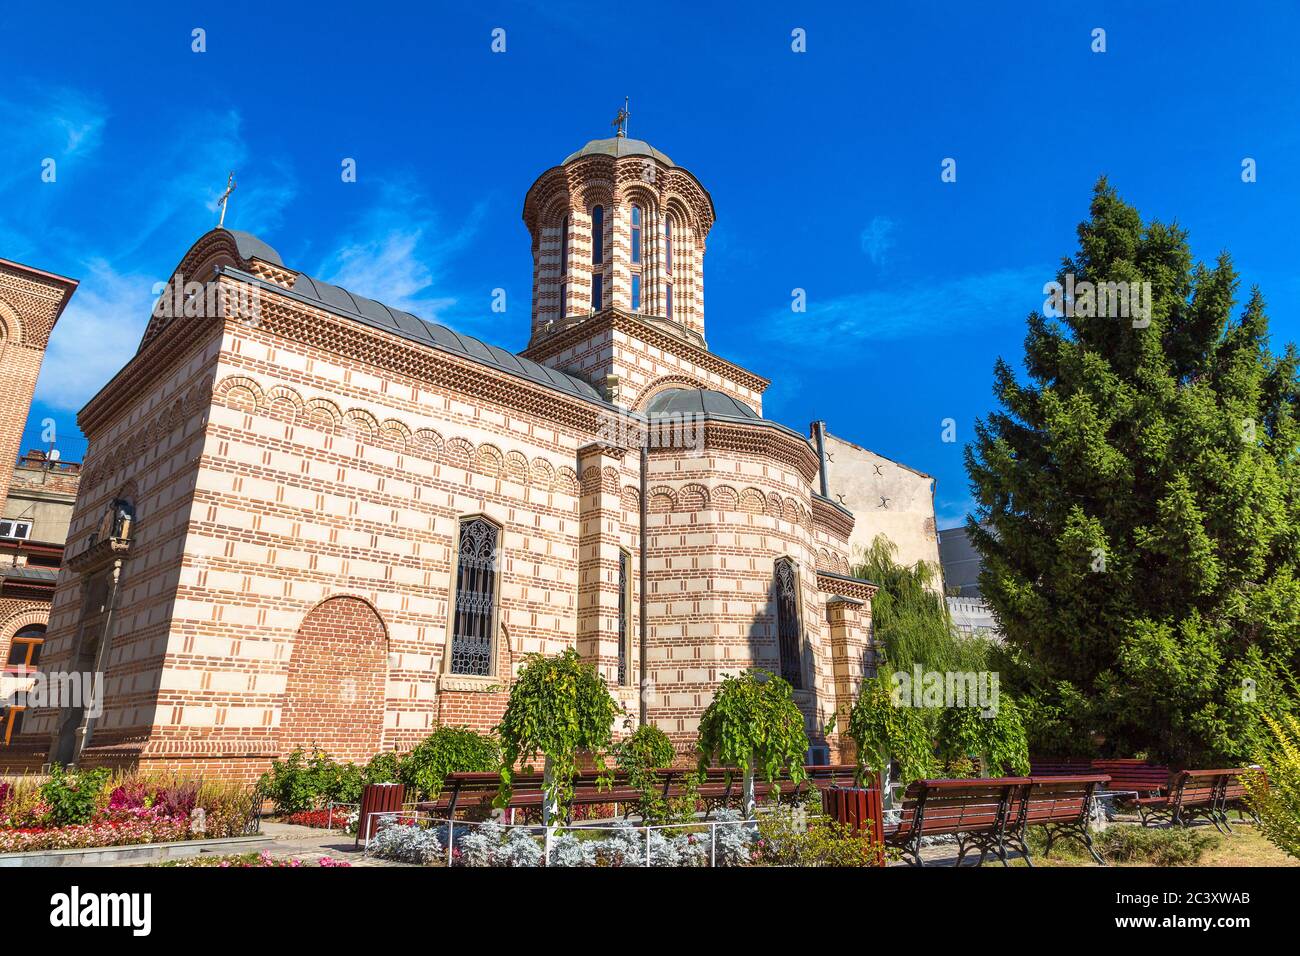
522,122,715,349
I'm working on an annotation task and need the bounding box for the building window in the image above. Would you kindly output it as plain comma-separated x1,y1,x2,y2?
665,284,673,321
664,217,672,273
618,549,630,685
0,520,31,541
6,624,46,672
450,517,499,676
592,273,603,312
560,215,569,273
775,558,803,689
631,205,642,264
631,275,641,312
1,707,24,745
591,205,604,265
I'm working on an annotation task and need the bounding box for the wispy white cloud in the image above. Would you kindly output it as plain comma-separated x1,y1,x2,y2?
34,259,156,412
935,494,977,530
859,216,896,267
764,265,1048,354
3,91,298,414
317,183,488,331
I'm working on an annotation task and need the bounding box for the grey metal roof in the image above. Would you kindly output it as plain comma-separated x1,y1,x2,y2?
286,273,607,404
564,137,674,167
225,229,284,266
646,388,761,422
1,565,57,583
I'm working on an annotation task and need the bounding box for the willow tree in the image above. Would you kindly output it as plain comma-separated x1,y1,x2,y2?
966,178,1300,764
495,650,618,824
696,670,809,817
852,535,992,674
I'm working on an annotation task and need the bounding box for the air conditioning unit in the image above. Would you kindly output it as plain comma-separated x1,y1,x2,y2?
0,520,32,541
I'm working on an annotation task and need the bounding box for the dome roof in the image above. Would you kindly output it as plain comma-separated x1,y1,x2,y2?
563,136,674,167
645,388,760,421
224,228,283,266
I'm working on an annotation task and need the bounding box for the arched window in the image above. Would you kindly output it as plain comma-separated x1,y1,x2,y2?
775,559,803,688
631,205,642,264
450,517,500,676
6,623,46,671
591,206,604,265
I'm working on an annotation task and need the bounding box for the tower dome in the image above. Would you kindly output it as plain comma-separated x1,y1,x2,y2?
562,137,674,166
523,128,714,346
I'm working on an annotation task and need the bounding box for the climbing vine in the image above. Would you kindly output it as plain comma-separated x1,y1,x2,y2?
495,650,619,814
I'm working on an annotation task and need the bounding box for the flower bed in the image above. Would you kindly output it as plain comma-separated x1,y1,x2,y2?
163,850,351,868
1,765,258,854
283,807,352,830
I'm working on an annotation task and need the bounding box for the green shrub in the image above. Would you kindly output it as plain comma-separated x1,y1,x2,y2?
615,725,695,824
259,748,363,814
398,727,500,800
364,751,402,785
1242,713,1300,860
752,804,887,867
40,764,111,826
1027,823,1218,866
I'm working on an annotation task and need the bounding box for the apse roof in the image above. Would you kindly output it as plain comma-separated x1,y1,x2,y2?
645,387,761,422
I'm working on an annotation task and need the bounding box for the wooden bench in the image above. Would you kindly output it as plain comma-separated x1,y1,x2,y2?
420,764,860,823
1134,769,1223,829
1006,774,1111,865
884,777,1032,867
1029,759,1093,777
1218,767,1261,829
1090,759,1171,799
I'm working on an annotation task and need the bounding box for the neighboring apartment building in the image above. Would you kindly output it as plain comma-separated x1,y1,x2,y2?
818,431,941,585
937,524,1001,639
0,258,79,751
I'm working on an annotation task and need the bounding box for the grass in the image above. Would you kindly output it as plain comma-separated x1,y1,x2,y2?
1015,818,1297,867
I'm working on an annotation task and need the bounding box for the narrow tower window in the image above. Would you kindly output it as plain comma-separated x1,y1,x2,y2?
631,274,641,312
591,205,604,265
592,273,603,311
631,205,642,264
775,558,803,688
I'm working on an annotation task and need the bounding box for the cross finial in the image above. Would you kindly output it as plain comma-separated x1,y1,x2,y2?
612,97,630,138
216,171,237,228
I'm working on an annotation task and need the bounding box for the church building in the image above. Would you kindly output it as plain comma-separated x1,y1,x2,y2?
13,130,892,781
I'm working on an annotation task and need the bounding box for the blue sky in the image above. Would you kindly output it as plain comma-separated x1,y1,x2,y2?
2,0,1297,529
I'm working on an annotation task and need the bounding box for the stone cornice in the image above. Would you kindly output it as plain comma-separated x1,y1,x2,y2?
812,494,856,540
522,309,770,395
816,570,878,602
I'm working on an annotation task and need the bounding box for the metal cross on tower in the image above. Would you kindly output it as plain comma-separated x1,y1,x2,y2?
216,171,237,228
612,97,630,138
